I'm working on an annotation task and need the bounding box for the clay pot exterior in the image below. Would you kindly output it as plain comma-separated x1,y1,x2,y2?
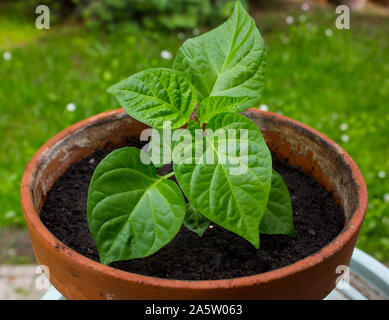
340,0,368,10
20,108,367,300
374,0,389,6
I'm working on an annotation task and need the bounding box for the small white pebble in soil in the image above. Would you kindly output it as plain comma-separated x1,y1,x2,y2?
341,134,349,142
384,194,389,203
3,51,12,61
286,16,294,25
66,103,76,112
89,158,95,164
302,2,310,11
259,104,269,111
308,229,316,236
160,50,172,60
325,29,333,37
378,171,386,178
340,123,348,131
209,225,214,229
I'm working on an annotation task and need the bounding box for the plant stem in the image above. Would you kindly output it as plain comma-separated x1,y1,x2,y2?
161,171,175,179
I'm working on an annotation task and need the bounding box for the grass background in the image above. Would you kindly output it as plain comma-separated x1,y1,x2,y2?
1,3,388,263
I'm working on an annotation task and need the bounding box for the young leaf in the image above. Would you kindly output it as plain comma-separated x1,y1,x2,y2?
183,203,211,236
107,68,197,129
148,121,201,168
186,120,202,132
197,96,248,124
87,147,186,265
173,112,272,248
260,169,295,237
173,1,266,112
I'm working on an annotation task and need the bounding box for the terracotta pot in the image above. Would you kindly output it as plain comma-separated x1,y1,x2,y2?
373,0,389,6
339,0,368,10
20,108,367,300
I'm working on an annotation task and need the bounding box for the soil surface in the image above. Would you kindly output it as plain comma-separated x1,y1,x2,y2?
40,139,345,280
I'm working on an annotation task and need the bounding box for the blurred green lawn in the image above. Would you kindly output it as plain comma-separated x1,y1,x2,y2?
1,5,388,263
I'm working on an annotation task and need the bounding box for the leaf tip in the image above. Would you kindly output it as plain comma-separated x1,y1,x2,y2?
106,84,117,95
288,229,297,238
249,234,260,249
234,1,247,14
197,229,206,237
100,255,113,266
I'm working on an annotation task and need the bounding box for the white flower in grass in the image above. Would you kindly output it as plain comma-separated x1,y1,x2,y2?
331,113,339,120
178,32,185,40
378,171,386,178
302,3,310,11
66,103,76,112
325,29,333,37
384,194,389,203
160,50,172,60
286,16,294,25
341,134,349,142
5,210,16,219
3,51,12,61
192,28,200,36
259,104,269,111
340,123,348,131
299,15,307,23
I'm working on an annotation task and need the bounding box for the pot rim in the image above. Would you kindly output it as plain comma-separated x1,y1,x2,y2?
20,108,368,290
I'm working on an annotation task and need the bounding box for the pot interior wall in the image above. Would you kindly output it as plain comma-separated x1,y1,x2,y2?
30,112,148,214
244,110,358,224
30,110,358,225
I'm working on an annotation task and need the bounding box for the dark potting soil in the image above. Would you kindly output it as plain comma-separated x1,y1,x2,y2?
40,138,345,280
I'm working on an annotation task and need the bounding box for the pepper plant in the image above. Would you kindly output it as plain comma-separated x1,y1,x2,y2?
87,2,295,265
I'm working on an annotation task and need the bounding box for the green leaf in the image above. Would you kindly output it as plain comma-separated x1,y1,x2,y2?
183,203,211,236
148,119,201,168
260,170,295,237
186,119,202,132
107,68,197,129
173,112,272,248
148,127,172,168
197,96,248,124
173,2,266,112
87,147,186,265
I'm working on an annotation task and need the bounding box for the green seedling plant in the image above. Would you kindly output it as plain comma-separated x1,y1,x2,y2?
87,2,295,265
